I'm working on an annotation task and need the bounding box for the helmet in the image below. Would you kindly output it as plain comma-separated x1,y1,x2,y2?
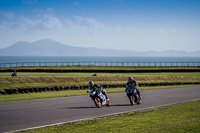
128,76,133,82
88,81,94,87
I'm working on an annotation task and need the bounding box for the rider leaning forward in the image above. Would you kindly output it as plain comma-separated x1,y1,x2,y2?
88,81,110,101
126,76,141,99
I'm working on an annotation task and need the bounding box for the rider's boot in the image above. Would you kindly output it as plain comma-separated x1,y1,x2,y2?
137,90,142,99
102,91,109,100
105,94,109,101
102,90,110,104
104,94,110,104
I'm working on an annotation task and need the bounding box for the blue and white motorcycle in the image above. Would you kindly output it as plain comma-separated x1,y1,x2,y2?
89,88,111,108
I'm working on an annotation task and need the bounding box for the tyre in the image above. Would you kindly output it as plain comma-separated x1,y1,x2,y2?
94,97,102,108
129,95,135,105
137,100,141,104
136,95,141,104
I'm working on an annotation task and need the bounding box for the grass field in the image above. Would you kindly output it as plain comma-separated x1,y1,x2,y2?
1,85,199,102
18,100,200,133
0,72,200,90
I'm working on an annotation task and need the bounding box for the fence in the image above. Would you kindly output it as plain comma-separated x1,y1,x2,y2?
0,62,200,68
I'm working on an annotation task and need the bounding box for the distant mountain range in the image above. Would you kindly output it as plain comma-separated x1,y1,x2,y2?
0,39,199,57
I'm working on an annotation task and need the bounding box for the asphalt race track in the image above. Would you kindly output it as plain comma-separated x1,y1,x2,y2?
0,87,200,133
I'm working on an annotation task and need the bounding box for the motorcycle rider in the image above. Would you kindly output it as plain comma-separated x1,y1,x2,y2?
125,76,141,99
11,70,17,76
88,81,110,101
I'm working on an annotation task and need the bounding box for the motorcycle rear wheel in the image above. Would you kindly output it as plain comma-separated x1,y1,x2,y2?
137,99,141,104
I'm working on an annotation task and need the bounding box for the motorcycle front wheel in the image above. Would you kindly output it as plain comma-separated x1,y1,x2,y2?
94,97,102,108
129,95,135,105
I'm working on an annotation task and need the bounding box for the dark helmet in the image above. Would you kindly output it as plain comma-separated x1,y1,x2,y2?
128,76,133,82
88,81,94,87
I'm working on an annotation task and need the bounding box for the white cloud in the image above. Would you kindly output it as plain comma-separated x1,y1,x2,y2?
32,8,54,14
65,15,106,34
1,12,106,33
152,28,166,34
73,15,105,29
170,29,185,33
0,10,15,20
115,24,122,31
16,14,63,31
42,15,62,29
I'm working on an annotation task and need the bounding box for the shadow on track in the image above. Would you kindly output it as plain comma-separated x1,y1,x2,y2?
59,104,133,110
58,106,97,109
111,104,133,107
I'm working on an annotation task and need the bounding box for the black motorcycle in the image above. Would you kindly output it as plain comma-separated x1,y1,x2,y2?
126,87,141,105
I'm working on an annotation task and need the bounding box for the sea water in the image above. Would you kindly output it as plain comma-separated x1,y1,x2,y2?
0,56,200,67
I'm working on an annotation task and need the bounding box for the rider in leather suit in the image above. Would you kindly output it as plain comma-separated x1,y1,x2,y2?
125,76,141,99
88,81,109,100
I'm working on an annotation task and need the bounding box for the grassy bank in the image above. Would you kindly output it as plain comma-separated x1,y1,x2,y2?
1,85,199,102
18,100,200,133
0,72,200,90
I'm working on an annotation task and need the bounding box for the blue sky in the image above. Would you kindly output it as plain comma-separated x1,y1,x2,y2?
0,0,200,52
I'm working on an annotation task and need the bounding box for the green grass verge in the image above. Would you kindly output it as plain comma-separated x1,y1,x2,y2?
1,85,199,102
0,72,200,90
1,72,200,78
18,100,200,133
